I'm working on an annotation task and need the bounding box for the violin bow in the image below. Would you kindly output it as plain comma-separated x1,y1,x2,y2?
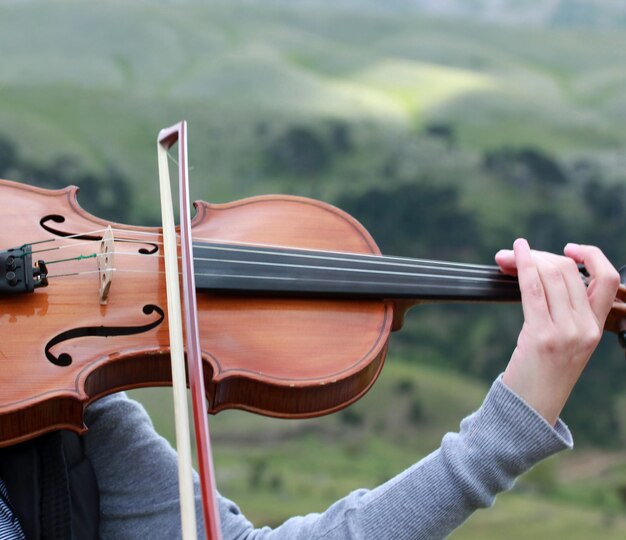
157,121,222,539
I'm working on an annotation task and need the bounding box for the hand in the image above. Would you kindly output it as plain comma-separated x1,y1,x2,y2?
495,239,619,425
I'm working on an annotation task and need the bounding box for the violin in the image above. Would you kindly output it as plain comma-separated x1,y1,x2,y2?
2,177,626,448
0,180,626,446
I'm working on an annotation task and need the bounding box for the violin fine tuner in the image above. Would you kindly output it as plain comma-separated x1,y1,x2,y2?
0,246,48,294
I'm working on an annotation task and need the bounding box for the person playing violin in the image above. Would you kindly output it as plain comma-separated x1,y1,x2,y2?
0,239,620,539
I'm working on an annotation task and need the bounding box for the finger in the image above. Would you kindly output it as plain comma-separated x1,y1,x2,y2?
533,251,589,314
533,253,575,323
563,243,620,323
495,249,517,276
514,238,551,327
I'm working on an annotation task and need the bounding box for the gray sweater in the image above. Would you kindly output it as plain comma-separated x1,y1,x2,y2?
79,376,571,539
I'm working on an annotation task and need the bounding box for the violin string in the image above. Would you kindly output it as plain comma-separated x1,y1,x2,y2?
191,244,503,276
34,242,512,285
44,267,516,292
105,229,509,280
189,256,516,284
35,243,518,287
28,240,103,256
95,226,501,272
197,243,500,272
44,258,517,287
26,234,159,256
24,228,109,245
103,250,516,287
23,225,502,274
110,248,506,280
46,270,101,279
44,253,98,265
21,227,520,285
29,233,518,291
20,238,56,249
188,272,518,292
37,236,521,291
42,268,160,280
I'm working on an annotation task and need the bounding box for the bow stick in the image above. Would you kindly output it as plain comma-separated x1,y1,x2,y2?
157,121,222,539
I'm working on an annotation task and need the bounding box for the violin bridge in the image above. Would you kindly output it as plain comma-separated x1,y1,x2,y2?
98,226,114,304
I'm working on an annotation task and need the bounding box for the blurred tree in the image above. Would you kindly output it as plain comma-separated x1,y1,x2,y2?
266,126,329,177
565,338,625,447
0,138,133,223
524,208,572,252
424,122,456,148
483,146,568,191
578,177,626,264
0,136,18,177
327,120,352,154
337,182,480,261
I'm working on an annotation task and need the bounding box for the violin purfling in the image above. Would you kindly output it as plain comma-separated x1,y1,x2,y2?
1,178,625,448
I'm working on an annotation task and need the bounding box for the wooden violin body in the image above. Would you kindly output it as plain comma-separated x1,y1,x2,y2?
0,179,392,447
3,178,626,449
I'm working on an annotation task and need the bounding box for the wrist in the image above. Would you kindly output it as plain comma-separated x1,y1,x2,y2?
502,363,570,426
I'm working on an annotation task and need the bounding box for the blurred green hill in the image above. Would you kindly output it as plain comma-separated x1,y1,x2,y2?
2,0,626,534
286,0,626,29
1,0,625,219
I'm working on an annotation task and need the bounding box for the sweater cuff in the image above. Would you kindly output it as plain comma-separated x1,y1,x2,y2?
462,374,573,476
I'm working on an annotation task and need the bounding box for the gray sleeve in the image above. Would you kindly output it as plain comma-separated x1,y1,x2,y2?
84,392,204,539
84,376,572,540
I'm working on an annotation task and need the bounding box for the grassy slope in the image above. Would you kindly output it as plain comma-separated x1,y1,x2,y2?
453,493,626,539
1,1,625,221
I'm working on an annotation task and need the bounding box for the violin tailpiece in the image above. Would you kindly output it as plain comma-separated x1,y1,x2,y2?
0,246,48,294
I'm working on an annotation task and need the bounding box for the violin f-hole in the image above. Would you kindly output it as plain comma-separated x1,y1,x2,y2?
44,304,165,366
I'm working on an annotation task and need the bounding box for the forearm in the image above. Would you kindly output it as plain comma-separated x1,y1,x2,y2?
84,378,571,539
220,377,572,539
337,377,571,539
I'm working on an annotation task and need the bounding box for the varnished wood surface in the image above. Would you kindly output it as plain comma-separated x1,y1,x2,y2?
3,178,626,446
0,179,391,446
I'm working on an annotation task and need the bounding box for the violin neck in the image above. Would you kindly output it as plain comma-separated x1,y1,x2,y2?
192,242,521,304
